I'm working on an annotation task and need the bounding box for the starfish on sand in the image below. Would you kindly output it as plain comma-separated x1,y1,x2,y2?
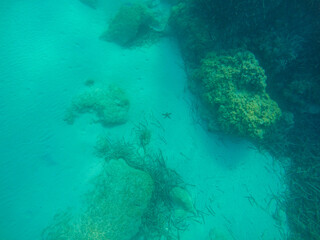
162,112,172,119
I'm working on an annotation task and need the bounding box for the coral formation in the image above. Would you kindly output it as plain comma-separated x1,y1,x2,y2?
101,3,160,47
194,50,281,139
90,159,154,240
169,0,320,238
64,85,130,126
94,131,198,239
42,159,154,240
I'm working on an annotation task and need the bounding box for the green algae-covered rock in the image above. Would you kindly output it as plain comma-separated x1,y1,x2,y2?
194,50,281,139
101,3,156,47
64,85,130,126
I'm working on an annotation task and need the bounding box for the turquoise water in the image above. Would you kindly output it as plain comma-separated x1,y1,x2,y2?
0,1,289,239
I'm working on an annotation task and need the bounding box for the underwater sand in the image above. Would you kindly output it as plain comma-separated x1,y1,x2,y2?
0,0,287,239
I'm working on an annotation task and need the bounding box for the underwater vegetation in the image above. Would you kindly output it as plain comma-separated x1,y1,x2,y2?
100,3,165,47
168,0,320,238
193,50,281,139
260,112,320,240
169,1,215,64
43,124,198,240
283,77,320,112
64,84,130,127
94,131,199,239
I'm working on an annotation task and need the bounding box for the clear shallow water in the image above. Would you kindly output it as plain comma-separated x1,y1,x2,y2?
0,1,288,239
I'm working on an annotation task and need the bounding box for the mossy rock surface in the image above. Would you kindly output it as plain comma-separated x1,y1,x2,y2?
194,50,281,139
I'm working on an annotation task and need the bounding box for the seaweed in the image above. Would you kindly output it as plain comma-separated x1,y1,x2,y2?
169,0,320,238
43,123,199,240
95,125,203,239
259,113,320,239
